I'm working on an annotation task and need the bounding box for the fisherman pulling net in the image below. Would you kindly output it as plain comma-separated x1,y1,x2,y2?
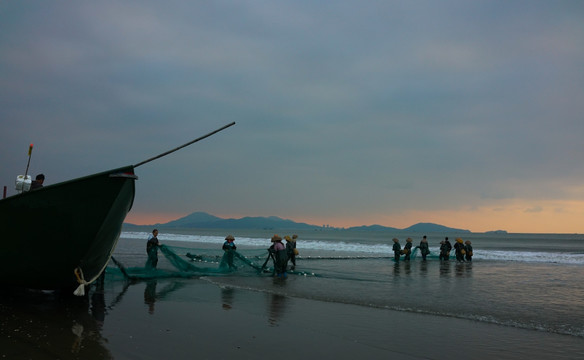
109,238,319,281
107,233,458,283
109,245,269,280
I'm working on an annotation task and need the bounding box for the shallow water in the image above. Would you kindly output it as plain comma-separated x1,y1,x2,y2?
116,230,584,338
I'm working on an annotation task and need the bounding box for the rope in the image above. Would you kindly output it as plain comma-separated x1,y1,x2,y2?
73,267,89,296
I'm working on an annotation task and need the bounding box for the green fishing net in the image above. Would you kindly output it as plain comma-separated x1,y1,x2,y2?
108,245,443,282
109,245,275,281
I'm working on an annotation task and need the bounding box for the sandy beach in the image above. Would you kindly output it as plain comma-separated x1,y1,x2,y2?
100,278,584,360
2,275,583,360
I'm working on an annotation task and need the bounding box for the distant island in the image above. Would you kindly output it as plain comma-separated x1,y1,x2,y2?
124,211,505,234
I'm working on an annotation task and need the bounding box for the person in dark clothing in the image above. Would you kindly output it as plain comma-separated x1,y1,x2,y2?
222,234,237,269
464,240,473,262
454,238,466,262
146,229,160,269
285,235,297,270
270,234,288,277
442,237,452,260
416,235,430,261
403,238,413,261
392,238,401,262
30,174,45,190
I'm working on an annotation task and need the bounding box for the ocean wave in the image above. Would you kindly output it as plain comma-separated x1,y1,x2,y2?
121,232,584,265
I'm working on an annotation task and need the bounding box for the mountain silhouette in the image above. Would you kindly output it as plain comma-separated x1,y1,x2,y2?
124,211,477,233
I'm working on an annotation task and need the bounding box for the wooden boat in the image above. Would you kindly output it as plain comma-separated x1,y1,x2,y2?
0,122,234,294
0,166,137,292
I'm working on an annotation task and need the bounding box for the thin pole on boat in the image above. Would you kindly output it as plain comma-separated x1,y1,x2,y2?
134,122,236,168
24,144,33,178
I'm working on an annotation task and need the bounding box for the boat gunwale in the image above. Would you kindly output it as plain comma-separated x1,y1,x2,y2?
1,165,137,201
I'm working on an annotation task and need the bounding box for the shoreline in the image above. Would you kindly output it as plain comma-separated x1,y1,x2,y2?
2,276,583,359
122,224,584,237
102,278,583,360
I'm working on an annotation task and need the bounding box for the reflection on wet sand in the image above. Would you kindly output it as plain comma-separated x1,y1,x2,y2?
221,287,235,310
268,291,288,327
455,262,472,277
404,262,411,275
144,279,158,314
0,273,190,359
393,262,400,276
143,279,186,315
419,260,428,274
91,275,107,327
0,286,112,359
439,260,451,276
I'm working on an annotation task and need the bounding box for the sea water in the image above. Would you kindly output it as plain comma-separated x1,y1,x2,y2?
116,229,584,339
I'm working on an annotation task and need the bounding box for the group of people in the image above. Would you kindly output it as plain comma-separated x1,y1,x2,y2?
392,236,473,262
146,230,300,276
145,230,475,275
221,233,299,277
266,234,299,277
440,237,473,262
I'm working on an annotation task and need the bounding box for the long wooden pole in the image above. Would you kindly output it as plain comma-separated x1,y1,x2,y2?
134,122,235,168
24,144,33,178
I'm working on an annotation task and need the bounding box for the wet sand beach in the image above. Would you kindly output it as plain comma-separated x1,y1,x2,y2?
2,276,583,360
3,230,584,359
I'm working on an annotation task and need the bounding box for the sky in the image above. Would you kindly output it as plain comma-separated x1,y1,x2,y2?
1,1,584,233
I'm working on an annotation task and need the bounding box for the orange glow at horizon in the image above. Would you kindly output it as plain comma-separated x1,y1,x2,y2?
300,200,584,233
125,199,584,234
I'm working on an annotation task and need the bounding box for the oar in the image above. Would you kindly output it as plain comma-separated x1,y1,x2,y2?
134,122,235,168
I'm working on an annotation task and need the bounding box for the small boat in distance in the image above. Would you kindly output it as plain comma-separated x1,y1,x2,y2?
0,122,235,294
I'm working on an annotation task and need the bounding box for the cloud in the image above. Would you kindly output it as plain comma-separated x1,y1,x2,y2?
1,1,584,233
524,206,543,214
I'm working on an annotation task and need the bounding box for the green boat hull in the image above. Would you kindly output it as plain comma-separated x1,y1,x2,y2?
0,166,137,290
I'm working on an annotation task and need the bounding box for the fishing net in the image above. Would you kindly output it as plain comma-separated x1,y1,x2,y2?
107,244,447,282
410,247,459,261
109,245,275,281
